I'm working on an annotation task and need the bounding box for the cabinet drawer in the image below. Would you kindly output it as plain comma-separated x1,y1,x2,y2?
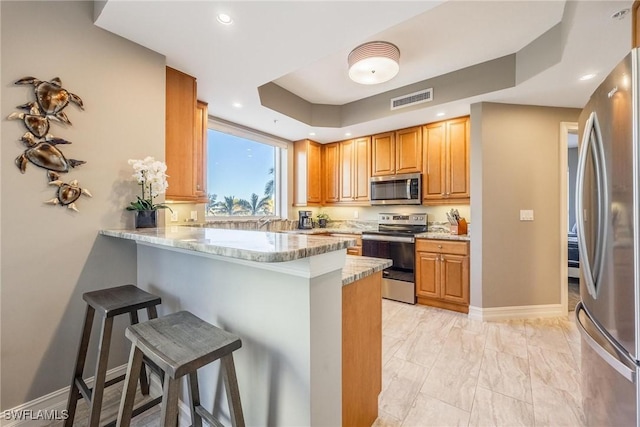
331,234,362,247
416,239,468,255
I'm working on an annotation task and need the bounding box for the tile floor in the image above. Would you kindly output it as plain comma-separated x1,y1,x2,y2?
58,300,584,427
374,300,584,427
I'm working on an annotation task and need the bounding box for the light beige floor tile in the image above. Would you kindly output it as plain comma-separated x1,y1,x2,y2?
455,316,489,334
485,322,528,359
525,318,573,354
379,357,430,420
420,355,480,411
531,380,585,427
528,345,581,400
402,392,470,427
383,333,405,365
383,299,405,322
383,356,406,391
394,319,453,368
478,348,532,403
372,410,404,427
382,304,425,339
469,386,534,427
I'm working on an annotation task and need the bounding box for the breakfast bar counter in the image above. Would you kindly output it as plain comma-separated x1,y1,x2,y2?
100,227,380,427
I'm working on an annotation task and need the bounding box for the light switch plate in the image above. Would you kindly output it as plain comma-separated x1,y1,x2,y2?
520,209,534,221
190,211,198,221
353,210,359,219
170,211,179,222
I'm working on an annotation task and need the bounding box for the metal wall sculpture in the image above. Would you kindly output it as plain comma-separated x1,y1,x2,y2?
8,76,90,211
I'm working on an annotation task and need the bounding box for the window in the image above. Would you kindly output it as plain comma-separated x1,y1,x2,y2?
206,119,287,218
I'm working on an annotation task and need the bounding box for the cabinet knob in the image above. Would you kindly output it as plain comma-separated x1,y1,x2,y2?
438,245,443,249
196,184,200,190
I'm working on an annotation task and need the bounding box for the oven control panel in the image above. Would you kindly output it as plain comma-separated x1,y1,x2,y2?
378,213,427,225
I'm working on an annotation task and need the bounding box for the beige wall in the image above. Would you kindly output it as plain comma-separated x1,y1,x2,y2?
470,102,580,308
1,1,165,408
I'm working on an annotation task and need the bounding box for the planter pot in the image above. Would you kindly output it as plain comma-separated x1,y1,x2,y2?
134,210,157,228
318,219,327,228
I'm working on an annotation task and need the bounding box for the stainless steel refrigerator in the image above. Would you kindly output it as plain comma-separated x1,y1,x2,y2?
576,49,640,426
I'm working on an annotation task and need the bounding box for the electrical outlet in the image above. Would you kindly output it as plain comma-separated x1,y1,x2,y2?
190,211,198,221
520,209,534,221
170,211,179,222
353,210,359,219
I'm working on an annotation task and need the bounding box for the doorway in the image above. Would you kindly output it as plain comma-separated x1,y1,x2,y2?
560,122,579,314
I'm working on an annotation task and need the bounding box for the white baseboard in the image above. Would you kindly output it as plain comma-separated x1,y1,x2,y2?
1,365,191,427
468,303,565,321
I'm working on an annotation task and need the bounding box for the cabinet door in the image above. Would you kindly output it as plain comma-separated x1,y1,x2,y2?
371,132,395,176
194,100,208,199
165,67,198,201
416,251,440,298
323,143,340,203
395,126,422,174
353,137,371,201
308,141,322,203
446,117,470,200
441,254,469,305
340,139,354,200
422,122,446,201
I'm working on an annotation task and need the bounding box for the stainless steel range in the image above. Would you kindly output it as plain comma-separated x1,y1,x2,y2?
362,213,427,304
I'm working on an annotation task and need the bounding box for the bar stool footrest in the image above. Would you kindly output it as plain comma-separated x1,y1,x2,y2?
195,405,225,427
103,395,163,427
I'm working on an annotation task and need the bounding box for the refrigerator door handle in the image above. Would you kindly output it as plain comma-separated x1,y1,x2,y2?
576,111,609,299
575,302,637,383
576,112,598,298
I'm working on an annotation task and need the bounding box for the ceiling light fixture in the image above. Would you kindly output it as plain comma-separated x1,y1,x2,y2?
348,41,400,85
611,8,630,20
232,102,242,108
436,112,445,117
309,132,316,136
579,73,597,81
345,132,352,137
216,13,233,25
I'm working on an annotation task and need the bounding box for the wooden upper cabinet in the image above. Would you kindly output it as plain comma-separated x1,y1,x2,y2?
395,126,422,174
633,1,640,48
372,127,421,176
353,137,371,201
422,116,470,204
447,117,470,200
371,132,395,176
165,67,208,203
340,139,354,200
293,139,322,206
323,143,340,203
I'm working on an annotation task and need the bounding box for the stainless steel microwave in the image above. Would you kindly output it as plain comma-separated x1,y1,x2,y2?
370,173,422,205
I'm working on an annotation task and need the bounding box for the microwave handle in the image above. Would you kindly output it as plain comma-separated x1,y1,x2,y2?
406,179,411,199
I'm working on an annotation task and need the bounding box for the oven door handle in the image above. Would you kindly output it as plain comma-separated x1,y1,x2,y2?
361,234,415,243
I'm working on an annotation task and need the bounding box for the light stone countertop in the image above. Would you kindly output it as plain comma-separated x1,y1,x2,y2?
342,255,392,286
415,232,471,241
100,227,356,263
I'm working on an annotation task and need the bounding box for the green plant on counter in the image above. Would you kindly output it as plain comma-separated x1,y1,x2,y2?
316,212,330,220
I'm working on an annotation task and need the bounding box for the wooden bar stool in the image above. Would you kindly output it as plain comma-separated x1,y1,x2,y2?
116,311,245,427
65,285,163,427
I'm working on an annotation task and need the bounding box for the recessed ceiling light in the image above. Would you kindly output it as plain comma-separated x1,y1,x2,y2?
611,9,630,20
232,102,242,108
217,13,233,25
436,112,445,117
309,132,316,136
579,73,597,81
345,132,352,137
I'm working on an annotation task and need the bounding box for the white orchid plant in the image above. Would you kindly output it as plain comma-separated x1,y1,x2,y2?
125,157,172,212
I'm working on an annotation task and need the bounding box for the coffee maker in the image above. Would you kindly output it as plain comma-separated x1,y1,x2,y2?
298,210,313,229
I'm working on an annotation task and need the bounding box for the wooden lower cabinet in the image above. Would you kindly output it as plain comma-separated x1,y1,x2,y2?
415,239,470,313
343,271,382,427
332,233,362,256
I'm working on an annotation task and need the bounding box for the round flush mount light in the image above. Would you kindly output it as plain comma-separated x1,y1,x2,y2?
216,13,233,25
436,112,445,117
348,41,400,85
232,102,242,108
611,8,630,20
579,73,597,81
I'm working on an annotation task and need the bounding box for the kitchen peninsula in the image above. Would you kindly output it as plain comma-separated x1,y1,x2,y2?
100,227,390,426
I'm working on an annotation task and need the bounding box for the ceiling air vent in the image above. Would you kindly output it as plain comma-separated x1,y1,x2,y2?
390,88,433,110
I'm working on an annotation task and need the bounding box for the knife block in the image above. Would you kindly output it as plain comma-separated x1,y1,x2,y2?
450,218,468,235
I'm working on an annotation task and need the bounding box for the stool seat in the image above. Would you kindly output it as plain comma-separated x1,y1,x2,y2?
83,284,161,318
117,311,245,427
126,311,241,379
